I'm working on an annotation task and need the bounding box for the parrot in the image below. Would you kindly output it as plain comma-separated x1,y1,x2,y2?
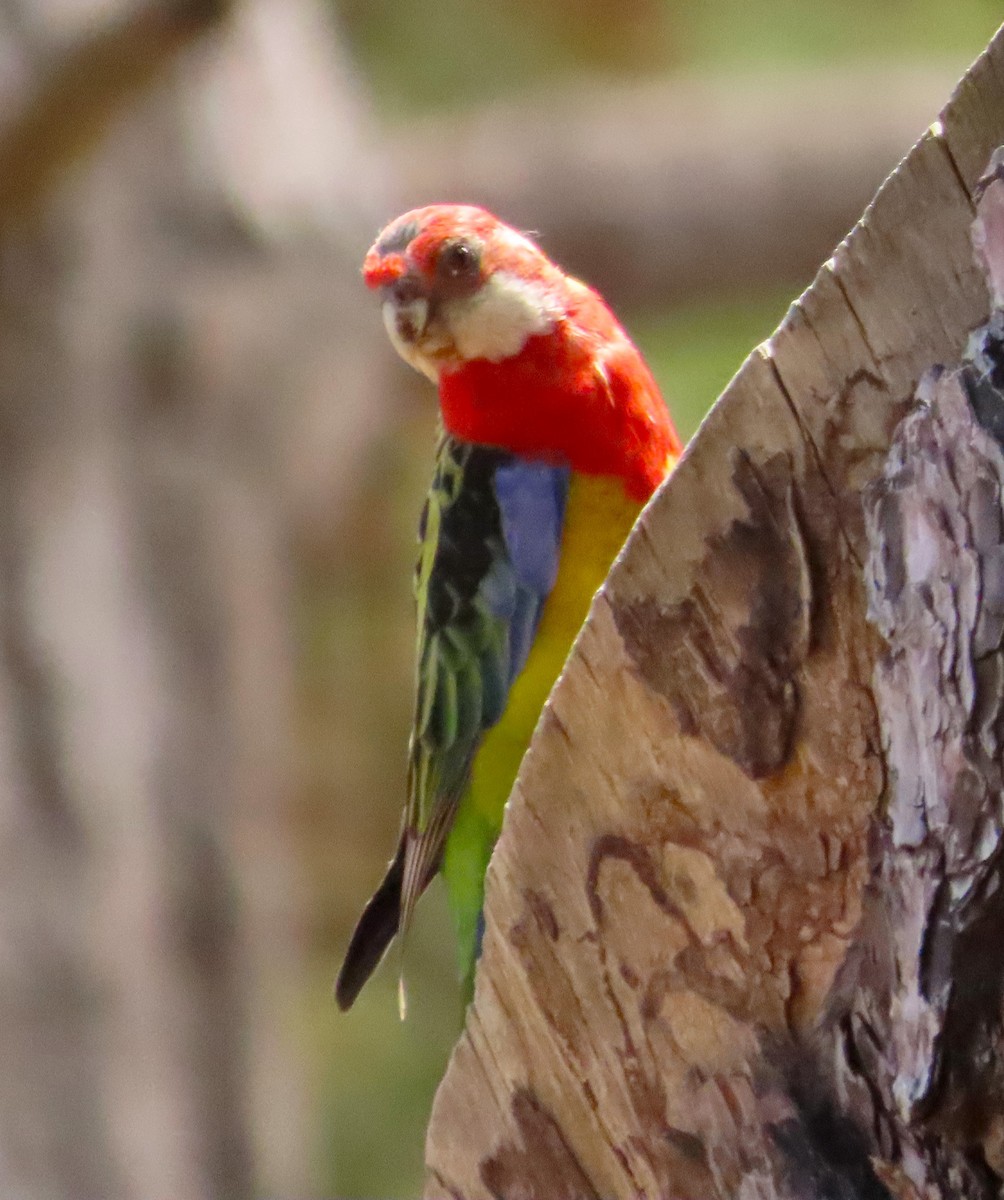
335,204,681,1013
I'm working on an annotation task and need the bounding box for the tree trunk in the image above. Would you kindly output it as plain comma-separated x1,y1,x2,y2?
426,22,1004,1200
0,1,387,1195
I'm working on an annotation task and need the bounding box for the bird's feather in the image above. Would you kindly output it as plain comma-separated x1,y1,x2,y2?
339,202,680,1011
399,437,569,947
335,432,568,1008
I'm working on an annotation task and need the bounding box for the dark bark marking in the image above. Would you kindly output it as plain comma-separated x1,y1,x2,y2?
624,1099,715,1200
769,1116,893,1200
480,1089,601,1200
614,452,813,778
585,833,688,928
508,890,590,1071
923,857,1004,1149
523,888,559,942
756,1037,895,1200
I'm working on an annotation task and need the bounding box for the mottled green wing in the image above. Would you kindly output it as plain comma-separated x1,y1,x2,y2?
398,435,518,941
335,432,568,1011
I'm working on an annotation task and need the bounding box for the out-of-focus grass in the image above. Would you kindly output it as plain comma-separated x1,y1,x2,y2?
306,888,460,1196
677,0,998,74
632,285,796,438
338,0,1000,115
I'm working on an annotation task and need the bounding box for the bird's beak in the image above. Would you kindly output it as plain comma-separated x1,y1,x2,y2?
364,249,432,345
379,273,443,382
382,269,436,355
383,289,430,346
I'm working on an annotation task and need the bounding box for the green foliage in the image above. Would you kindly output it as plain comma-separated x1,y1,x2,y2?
308,886,461,1196
632,287,796,439
338,0,677,114
677,0,997,71
337,0,1000,115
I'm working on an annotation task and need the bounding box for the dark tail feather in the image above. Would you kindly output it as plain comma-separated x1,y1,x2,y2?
335,844,404,1011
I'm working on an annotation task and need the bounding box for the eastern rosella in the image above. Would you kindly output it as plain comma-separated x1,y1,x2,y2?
335,205,681,1012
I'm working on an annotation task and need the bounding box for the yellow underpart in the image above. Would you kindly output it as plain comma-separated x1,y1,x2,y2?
467,470,644,822
442,466,666,981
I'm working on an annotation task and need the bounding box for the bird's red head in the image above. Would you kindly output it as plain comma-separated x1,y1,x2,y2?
363,205,564,382
364,204,680,499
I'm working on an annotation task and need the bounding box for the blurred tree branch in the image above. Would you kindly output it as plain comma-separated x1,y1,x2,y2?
0,0,388,1195
0,0,232,233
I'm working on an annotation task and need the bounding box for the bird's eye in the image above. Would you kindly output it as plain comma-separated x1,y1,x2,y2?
438,240,480,281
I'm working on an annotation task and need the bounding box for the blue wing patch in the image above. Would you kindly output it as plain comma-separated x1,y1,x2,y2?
491,460,570,684
493,461,569,593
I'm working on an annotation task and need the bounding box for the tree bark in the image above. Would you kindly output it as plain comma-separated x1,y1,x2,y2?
426,22,1004,1200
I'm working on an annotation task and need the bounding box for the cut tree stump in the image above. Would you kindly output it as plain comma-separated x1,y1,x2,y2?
426,22,1004,1200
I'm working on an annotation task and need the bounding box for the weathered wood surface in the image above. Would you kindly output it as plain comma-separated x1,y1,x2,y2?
426,23,1004,1200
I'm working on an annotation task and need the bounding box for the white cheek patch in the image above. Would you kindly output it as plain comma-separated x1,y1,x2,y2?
445,272,557,363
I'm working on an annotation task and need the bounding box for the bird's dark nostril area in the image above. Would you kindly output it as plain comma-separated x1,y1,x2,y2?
396,311,420,342
390,276,424,305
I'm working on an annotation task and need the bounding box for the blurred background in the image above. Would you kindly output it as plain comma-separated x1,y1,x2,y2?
0,1,998,1197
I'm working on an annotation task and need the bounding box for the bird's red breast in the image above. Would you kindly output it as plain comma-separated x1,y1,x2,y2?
439,277,680,502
